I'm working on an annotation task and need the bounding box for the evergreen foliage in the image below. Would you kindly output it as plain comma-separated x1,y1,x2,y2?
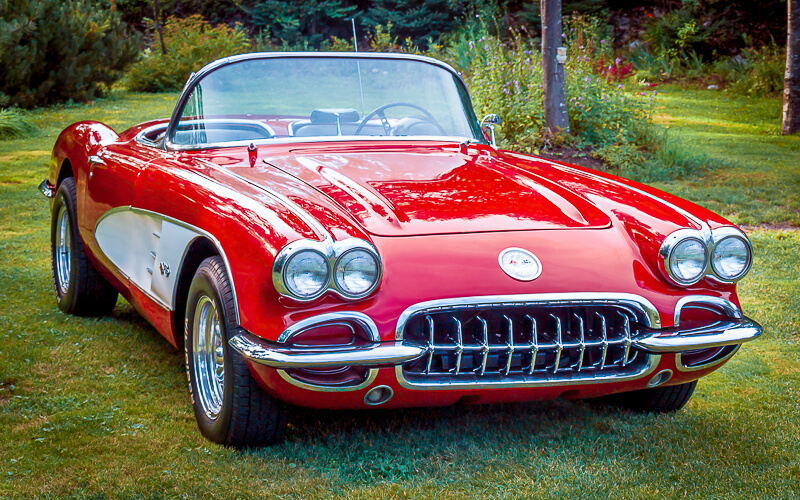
246,0,357,47
361,0,467,46
0,0,139,108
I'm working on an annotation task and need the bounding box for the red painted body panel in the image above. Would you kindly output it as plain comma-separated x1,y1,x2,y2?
48,117,745,410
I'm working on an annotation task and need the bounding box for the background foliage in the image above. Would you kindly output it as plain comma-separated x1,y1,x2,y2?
126,15,251,92
0,0,139,108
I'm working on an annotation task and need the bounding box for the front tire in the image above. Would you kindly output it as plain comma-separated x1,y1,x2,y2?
184,256,288,448
599,380,698,413
50,177,118,316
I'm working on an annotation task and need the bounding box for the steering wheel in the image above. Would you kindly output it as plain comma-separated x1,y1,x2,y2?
354,102,447,136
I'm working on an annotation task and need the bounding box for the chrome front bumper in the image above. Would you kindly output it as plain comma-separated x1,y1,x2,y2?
229,316,763,369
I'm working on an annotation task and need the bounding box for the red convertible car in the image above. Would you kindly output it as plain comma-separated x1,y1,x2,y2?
41,52,761,448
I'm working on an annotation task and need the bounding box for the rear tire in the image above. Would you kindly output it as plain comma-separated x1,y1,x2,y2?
184,256,288,448
50,177,118,316
598,381,698,413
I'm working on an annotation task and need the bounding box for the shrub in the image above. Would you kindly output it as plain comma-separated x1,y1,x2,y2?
464,28,654,152
717,44,786,96
0,0,139,108
0,108,36,140
126,15,251,92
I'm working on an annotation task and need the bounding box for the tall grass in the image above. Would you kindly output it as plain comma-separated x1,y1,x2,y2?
0,109,36,140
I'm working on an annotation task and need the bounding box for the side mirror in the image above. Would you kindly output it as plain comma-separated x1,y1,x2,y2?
480,113,501,147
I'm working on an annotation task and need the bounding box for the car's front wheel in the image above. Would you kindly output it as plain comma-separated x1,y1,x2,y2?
50,177,118,316
185,256,288,448
599,380,698,413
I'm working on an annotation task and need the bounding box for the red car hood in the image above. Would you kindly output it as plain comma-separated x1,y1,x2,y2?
238,145,612,237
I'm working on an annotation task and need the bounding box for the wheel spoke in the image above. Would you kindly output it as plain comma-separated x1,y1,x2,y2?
192,296,225,419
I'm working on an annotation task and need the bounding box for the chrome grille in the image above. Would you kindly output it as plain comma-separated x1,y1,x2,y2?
400,302,650,384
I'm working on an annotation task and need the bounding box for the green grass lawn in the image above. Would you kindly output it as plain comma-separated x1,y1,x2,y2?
1,91,799,499
650,86,800,227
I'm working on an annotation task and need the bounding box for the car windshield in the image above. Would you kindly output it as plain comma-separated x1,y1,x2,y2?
169,55,484,148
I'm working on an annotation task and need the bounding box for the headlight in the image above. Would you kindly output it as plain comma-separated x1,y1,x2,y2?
334,249,379,297
667,237,707,285
711,235,751,281
283,250,329,298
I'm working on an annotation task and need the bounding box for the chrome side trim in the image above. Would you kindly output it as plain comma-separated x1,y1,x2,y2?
229,334,426,368
93,206,240,322
394,293,662,341
633,317,762,353
674,295,742,327
195,158,330,240
394,355,661,391
277,368,378,392
277,311,380,343
88,155,106,165
674,345,740,373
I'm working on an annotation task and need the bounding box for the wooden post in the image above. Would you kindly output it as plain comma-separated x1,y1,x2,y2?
541,0,569,134
783,0,800,135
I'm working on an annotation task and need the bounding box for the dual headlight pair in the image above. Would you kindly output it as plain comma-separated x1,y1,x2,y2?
272,238,381,301
660,227,752,286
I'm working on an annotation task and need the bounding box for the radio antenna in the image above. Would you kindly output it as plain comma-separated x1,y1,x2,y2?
352,18,366,116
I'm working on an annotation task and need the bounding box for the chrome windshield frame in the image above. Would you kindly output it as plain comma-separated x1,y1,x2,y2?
163,52,487,151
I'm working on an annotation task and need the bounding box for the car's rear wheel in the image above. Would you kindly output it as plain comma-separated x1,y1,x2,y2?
51,177,118,316
599,380,698,413
185,256,288,448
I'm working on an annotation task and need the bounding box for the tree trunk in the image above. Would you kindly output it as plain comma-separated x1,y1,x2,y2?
154,0,167,56
783,0,800,135
542,0,570,133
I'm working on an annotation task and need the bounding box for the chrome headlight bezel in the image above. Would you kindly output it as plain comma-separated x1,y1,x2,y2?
709,227,753,282
659,226,753,287
273,237,382,302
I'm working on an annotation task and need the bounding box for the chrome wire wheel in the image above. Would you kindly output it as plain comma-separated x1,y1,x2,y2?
192,295,226,420
55,205,71,294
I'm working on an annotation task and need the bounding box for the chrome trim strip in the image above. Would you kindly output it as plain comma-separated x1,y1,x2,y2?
93,206,241,323
674,295,742,327
277,368,378,392
172,134,477,152
229,334,427,369
394,293,662,341
674,345,741,373
633,317,762,353
277,311,380,343
88,155,106,166
38,179,55,198
394,355,661,391
195,158,330,240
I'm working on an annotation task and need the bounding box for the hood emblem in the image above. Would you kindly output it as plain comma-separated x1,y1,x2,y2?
498,248,542,281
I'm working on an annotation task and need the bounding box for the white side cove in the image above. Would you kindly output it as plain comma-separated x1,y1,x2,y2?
94,207,238,321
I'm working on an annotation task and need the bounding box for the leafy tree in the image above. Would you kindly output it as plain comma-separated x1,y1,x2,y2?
245,0,357,47
0,0,139,108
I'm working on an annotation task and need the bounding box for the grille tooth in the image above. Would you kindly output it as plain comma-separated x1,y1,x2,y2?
402,303,649,383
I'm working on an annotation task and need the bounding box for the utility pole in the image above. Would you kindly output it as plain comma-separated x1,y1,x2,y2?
783,0,799,135
541,0,569,133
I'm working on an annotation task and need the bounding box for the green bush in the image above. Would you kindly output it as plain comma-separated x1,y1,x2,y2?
717,44,786,96
126,15,251,92
0,0,138,108
464,29,654,152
